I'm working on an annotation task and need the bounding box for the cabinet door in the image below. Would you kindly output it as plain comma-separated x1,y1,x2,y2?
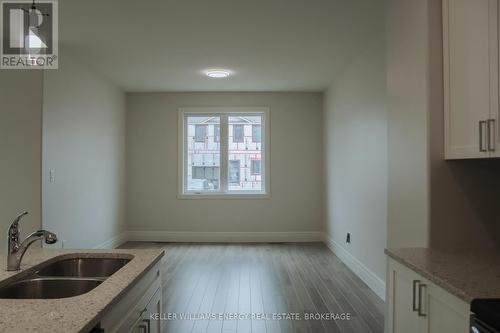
104,265,162,333
127,288,162,333
443,0,497,159
386,260,427,333
424,282,470,333
490,114,500,156
127,315,148,333
493,1,500,157
146,287,162,333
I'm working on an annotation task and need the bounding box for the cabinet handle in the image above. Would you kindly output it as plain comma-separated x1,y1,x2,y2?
412,280,420,311
418,283,427,317
480,121,488,152
138,322,148,333
488,119,496,152
139,319,151,333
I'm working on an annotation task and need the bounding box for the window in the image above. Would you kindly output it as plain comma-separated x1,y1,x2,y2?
251,159,261,175
194,125,206,142
233,124,244,143
229,160,240,183
214,125,220,142
179,107,269,197
185,117,220,191
192,166,220,180
252,125,261,143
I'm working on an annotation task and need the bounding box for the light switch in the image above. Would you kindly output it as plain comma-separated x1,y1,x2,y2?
49,169,55,183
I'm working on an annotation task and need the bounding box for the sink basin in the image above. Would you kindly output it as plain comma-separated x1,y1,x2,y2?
0,257,131,299
0,278,103,299
36,258,131,278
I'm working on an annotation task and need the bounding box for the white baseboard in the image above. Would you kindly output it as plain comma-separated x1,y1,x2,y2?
323,234,386,301
126,230,323,243
93,232,129,249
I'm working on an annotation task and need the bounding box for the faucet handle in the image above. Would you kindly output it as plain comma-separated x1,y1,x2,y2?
7,212,27,254
11,211,28,226
9,211,27,235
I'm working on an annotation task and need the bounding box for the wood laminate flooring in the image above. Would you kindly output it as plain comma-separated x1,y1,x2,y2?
118,242,384,333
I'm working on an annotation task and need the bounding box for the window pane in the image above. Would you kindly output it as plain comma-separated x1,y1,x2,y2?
228,115,263,191
192,166,220,180
232,124,244,143
252,125,261,142
214,125,220,142
229,160,240,184
194,125,206,142
251,159,261,175
186,116,220,191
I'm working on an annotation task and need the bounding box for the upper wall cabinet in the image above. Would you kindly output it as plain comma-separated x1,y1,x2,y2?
443,0,500,159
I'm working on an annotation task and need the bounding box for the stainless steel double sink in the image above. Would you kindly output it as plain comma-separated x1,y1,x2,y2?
0,257,131,299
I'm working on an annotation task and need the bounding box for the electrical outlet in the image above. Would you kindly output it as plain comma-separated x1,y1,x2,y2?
346,233,351,244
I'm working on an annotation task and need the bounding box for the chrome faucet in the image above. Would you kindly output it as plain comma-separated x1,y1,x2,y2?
6,211,58,271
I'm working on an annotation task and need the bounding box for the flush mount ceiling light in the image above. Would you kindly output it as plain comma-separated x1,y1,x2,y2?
205,69,230,78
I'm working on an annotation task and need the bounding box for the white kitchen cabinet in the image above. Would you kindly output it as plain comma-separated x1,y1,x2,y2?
126,288,162,333
100,260,163,333
146,287,162,333
127,315,148,333
443,0,499,159
492,115,500,158
386,259,427,333
426,282,470,333
386,258,469,333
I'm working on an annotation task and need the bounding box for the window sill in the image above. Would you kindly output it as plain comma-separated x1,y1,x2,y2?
178,192,271,200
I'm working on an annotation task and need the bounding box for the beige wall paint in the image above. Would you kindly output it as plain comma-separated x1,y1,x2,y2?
42,51,126,249
324,29,387,281
430,158,500,248
126,92,323,234
0,71,43,253
385,0,432,248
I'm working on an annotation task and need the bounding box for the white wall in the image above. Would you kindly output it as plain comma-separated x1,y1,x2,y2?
0,71,43,253
323,26,388,297
42,51,126,249
126,92,323,239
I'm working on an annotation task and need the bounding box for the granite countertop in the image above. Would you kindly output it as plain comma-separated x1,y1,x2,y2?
0,248,164,333
385,247,500,303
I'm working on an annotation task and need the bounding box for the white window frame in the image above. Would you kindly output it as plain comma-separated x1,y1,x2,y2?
178,107,270,199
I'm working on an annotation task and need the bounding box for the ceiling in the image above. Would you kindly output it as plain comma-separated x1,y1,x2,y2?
59,0,382,92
